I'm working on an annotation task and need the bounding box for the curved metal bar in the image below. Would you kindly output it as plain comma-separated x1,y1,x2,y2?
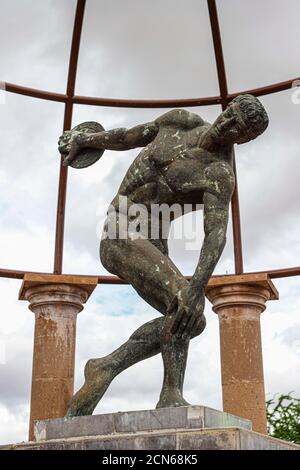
227,77,300,102
4,82,67,103
207,0,228,104
97,267,300,282
72,94,223,108
53,0,86,274
1,267,300,283
2,76,299,109
231,150,244,274
207,0,244,274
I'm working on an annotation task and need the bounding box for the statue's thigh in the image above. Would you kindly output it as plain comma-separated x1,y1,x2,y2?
100,236,187,314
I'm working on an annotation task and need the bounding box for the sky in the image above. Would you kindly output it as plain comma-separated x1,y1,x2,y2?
0,0,300,444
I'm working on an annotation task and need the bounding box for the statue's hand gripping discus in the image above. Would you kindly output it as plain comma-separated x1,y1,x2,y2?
58,121,105,169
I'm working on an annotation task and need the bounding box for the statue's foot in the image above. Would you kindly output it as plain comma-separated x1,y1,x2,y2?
66,358,114,418
156,390,190,409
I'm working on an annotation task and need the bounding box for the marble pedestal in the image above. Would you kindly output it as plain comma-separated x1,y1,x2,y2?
2,406,299,450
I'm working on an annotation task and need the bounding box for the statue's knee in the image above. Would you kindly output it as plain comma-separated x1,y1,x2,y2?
100,239,118,273
84,358,97,380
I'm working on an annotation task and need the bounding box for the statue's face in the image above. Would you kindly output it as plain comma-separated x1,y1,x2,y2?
212,103,250,145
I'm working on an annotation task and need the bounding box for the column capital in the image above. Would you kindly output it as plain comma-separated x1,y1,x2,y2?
206,273,278,316
19,273,98,315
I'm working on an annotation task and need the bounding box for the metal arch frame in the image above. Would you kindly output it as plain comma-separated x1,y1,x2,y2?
1,266,300,283
1,0,299,282
54,0,86,274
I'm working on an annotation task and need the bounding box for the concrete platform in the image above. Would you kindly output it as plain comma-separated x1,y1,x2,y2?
2,406,299,450
34,406,252,441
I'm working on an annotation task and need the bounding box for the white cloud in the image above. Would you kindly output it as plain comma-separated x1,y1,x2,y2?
0,403,29,444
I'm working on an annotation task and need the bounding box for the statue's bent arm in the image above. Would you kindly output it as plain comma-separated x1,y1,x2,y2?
189,191,230,294
189,160,235,292
167,161,235,338
169,192,232,338
78,121,159,151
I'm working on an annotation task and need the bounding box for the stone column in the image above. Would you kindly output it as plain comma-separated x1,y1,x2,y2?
206,273,278,435
19,274,98,440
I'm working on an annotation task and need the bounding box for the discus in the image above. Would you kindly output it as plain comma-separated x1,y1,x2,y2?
60,121,105,169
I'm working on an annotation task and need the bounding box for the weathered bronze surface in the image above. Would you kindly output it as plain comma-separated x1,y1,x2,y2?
58,94,268,416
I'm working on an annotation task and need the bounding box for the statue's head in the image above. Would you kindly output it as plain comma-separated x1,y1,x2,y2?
212,94,269,146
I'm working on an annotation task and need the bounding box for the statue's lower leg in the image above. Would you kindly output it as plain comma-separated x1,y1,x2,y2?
66,313,205,417
66,317,164,417
156,312,190,408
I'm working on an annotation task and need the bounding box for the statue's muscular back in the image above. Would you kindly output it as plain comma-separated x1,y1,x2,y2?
114,109,233,212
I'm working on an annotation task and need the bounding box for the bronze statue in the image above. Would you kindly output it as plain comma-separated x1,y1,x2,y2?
58,94,269,416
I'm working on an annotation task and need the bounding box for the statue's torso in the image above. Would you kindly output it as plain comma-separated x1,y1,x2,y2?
112,110,232,214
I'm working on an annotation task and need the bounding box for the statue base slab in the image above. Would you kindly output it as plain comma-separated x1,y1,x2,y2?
2,406,299,450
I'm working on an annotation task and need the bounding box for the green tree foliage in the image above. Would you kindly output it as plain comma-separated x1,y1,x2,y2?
266,393,300,444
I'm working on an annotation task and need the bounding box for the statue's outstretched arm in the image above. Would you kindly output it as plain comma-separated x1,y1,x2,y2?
59,121,159,167
76,121,158,151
